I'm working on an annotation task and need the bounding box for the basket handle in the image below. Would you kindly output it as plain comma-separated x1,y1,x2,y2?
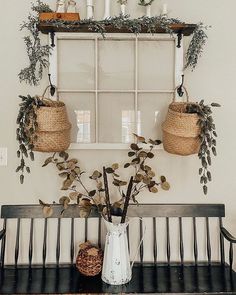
41,85,59,102
173,86,189,103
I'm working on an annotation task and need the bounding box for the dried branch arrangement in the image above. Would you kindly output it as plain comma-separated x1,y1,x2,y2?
40,134,170,221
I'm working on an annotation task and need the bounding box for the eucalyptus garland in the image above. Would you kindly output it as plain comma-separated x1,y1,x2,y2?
19,1,209,86
19,1,52,86
138,0,155,6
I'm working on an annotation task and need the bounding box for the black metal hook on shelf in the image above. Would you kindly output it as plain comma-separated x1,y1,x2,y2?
50,31,55,47
177,31,183,48
177,74,185,97
48,74,56,97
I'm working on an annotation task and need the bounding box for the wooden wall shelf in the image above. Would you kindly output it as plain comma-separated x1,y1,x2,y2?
38,22,196,36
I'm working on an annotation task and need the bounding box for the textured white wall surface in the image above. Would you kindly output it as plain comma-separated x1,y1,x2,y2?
0,0,236,266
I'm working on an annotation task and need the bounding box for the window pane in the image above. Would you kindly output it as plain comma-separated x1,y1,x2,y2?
58,40,95,90
138,93,170,140
98,40,135,90
138,40,175,90
59,93,95,143
98,93,135,143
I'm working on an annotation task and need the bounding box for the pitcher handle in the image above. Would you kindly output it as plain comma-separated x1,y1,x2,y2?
130,217,146,269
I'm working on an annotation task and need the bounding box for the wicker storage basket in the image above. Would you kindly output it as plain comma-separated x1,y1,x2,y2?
76,242,103,277
162,87,201,156
33,87,71,152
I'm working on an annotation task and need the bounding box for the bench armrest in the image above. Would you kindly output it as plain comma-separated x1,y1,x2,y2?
221,227,236,243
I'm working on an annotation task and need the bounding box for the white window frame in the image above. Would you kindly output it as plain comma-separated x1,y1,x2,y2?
49,33,184,150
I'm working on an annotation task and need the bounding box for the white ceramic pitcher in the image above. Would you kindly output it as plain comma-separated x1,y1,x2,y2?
102,217,131,285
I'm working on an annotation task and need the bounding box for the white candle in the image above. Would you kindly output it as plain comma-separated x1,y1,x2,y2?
86,0,94,19
162,3,168,16
87,0,93,6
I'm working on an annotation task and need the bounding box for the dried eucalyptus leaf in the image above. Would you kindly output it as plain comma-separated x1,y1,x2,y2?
130,143,140,151
69,192,79,201
203,185,208,195
160,176,166,183
42,157,53,167
147,152,154,159
67,161,76,170
124,163,130,168
128,151,135,157
111,163,119,170
61,178,73,190
43,206,53,218
79,208,91,218
105,167,114,174
59,172,68,178
150,187,158,193
161,181,170,191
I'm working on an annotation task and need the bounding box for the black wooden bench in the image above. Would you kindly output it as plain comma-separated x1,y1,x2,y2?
0,203,236,294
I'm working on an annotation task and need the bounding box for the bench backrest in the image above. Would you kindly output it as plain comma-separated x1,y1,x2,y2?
0,204,225,268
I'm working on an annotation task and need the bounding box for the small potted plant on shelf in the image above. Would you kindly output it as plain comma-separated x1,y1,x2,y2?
138,0,155,17
40,134,170,284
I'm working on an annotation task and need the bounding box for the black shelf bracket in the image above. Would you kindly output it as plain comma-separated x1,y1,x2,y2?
177,31,183,48
50,31,55,47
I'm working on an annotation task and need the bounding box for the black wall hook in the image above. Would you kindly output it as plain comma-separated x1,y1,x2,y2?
50,31,55,47
177,31,183,48
48,74,56,97
177,75,184,97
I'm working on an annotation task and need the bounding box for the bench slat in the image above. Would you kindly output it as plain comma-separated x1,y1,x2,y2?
166,217,170,265
193,217,198,265
56,218,61,267
70,218,74,265
42,219,47,267
15,218,20,266
139,219,144,264
206,217,211,265
153,217,157,264
1,204,225,218
29,218,34,267
179,217,184,265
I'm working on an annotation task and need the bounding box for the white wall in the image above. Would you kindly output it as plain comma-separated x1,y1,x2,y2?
0,0,236,265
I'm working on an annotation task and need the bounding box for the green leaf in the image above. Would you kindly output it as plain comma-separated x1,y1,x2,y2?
20,174,24,184
211,103,221,107
203,185,208,195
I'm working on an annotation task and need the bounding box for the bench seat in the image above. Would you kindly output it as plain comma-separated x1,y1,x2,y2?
0,263,236,294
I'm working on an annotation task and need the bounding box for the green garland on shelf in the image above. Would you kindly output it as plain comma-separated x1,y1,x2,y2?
19,1,52,86
19,1,209,86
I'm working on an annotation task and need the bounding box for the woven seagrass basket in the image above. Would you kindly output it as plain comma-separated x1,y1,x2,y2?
33,86,71,152
162,87,201,156
76,242,103,277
